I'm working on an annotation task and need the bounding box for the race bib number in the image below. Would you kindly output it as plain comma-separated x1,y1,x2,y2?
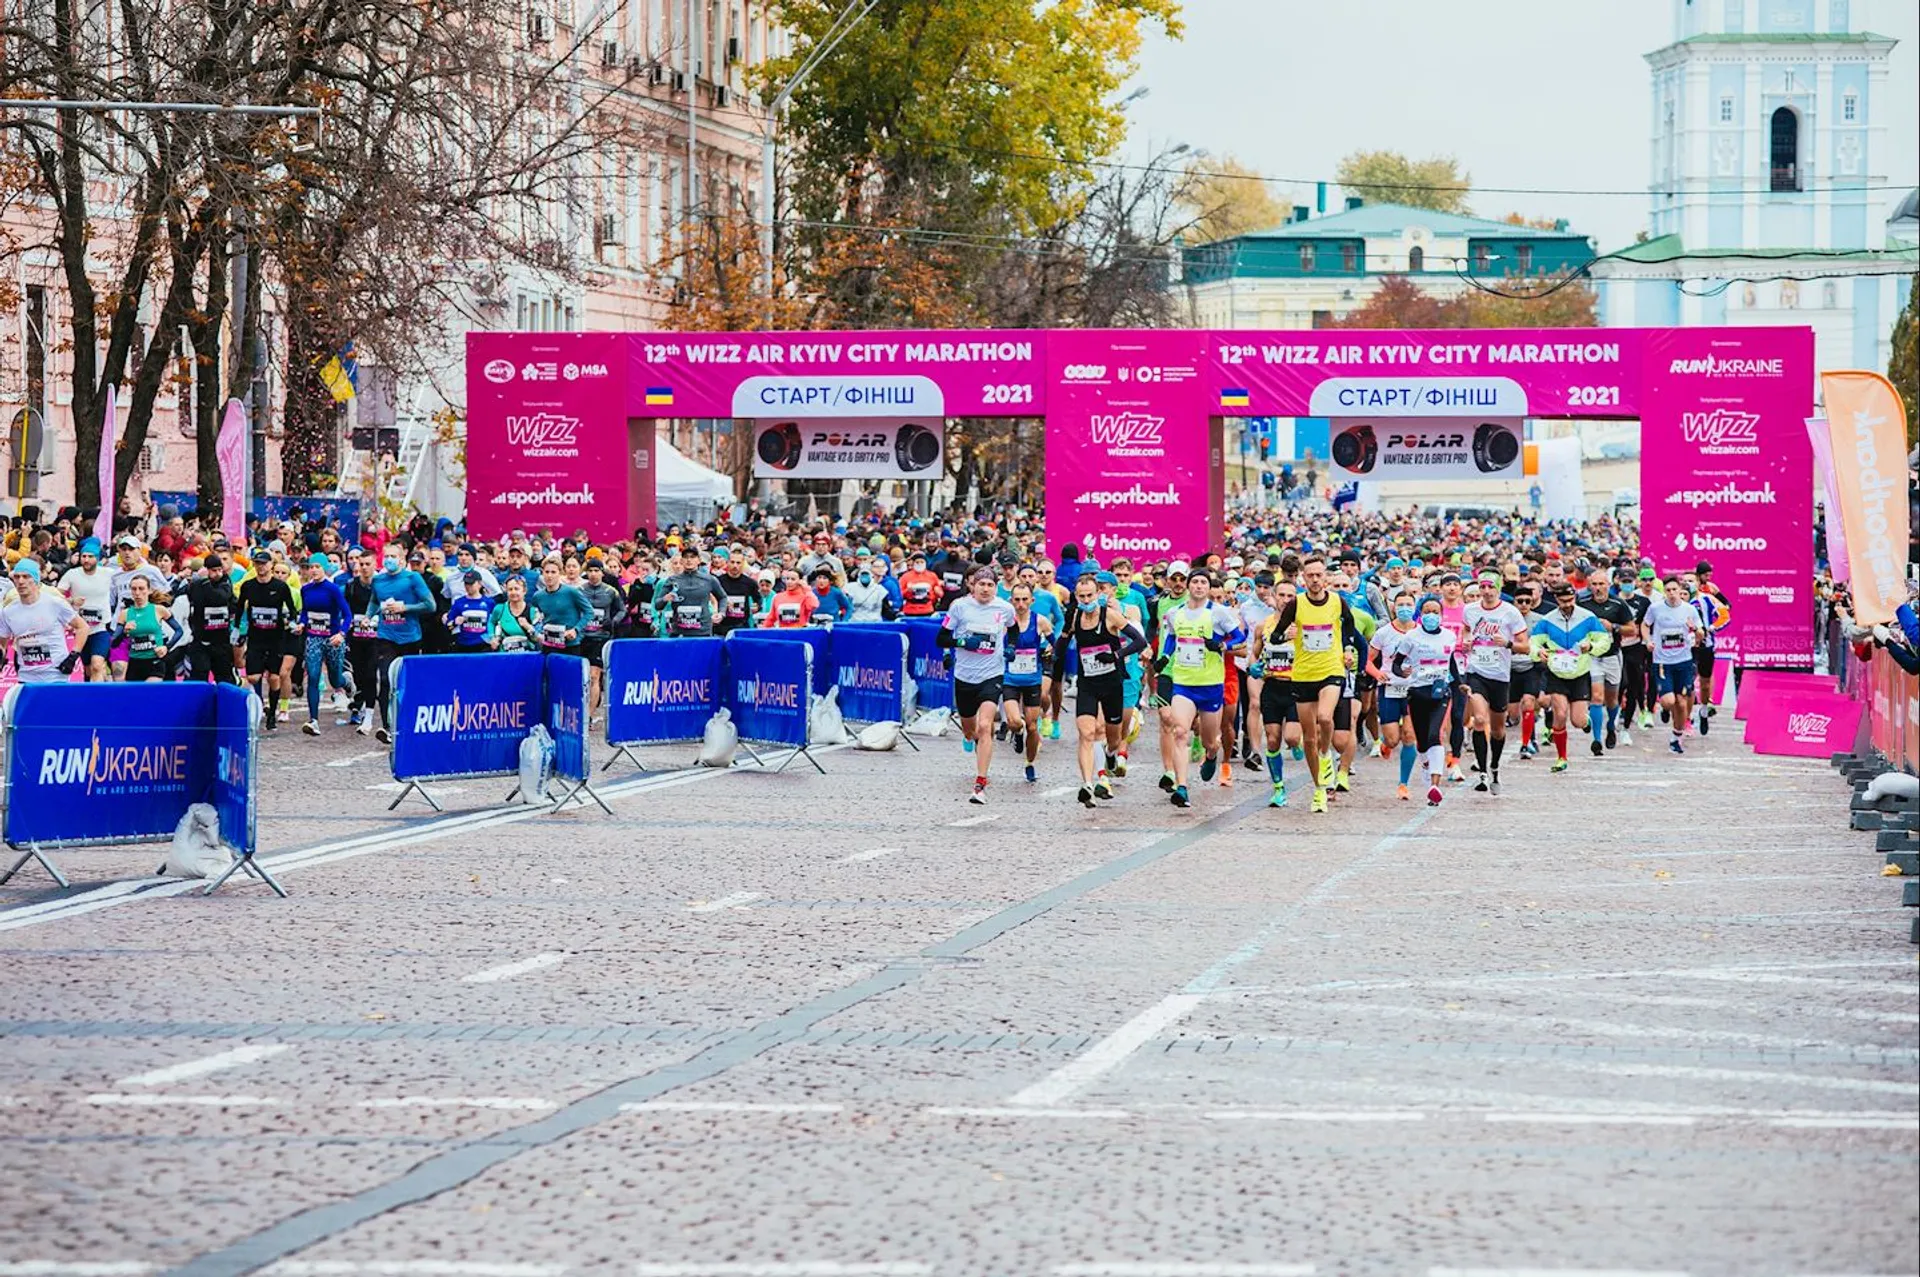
909,583,930,602
1174,636,1206,668
250,607,280,631
500,634,532,652
941,573,962,591
350,613,378,639
1009,649,1039,676
1469,645,1506,674
129,633,157,657
1263,641,1293,671
1301,625,1333,653
305,611,331,637
777,602,800,623
18,642,54,670
202,606,230,632
459,611,487,634
79,607,104,623
1547,650,1583,678
1658,630,1687,651
1080,643,1116,677
541,622,570,649
674,605,704,632
960,630,994,653
725,596,747,618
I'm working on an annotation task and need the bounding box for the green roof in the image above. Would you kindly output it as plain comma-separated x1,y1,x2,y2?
1671,30,1897,43
1605,233,1919,264
1237,201,1586,242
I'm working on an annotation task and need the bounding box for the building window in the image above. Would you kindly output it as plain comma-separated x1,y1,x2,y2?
1472,243,1490,272
1298,243,1316,272
1769,106,1800,190
1311,309,1333,329
1407,245,1424,272
1341,242,1357,272
1719,94,1734,122
1842,91,1857,121
1515,244,1532,273
1782,70,1795,94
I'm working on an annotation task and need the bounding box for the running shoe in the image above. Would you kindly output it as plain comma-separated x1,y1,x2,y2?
1024,764,1037,783
1698,711,1710,737
1310,787,1328,814
1190,735,1204,763
1605,725,1617,750
962,737,976,754
1319,757,1335,787
1590,739,1604,757
1009,729,1024,755
334,713,350,726
1113,753,1129,777
1093,773,1113,800
1447,763,1466,784
970,779,988,804
375,727,392,745
1159,770,1176,793
1427,783,1443,806
1171,785,1190,809
1125,717,1141,745
1473,773,1488,792
1290,744,1304,761
1489,774,1502,796
356,717,372,736
1398,783,1410,801
1106,751,1119,774
1218,759,1233,788
1618,727,1633,747
1659,707,1670,724
1078,784,1096,809
1669,737,1685,755
1049,719,1062,741
1334,767,1351,793
1200,751,1218,783
1269,781,1287,808
1550,758,1569,773
301,721,320,737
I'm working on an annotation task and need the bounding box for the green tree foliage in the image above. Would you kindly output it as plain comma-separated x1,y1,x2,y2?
1889,273,1918,447
1335,150,1472,214
1177,155,1291,243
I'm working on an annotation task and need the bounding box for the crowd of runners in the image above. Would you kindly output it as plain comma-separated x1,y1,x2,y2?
0,500,1795,818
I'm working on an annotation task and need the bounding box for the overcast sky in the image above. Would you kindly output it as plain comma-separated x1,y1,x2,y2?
1124,0,1919,251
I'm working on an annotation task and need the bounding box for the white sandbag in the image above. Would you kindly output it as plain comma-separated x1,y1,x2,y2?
162,803,231,879
518,723,555,801
855,721,901,752
902,673,920,720
697,707,739,768
1865,771,1919,803
810,686,850,745
903,708,950,738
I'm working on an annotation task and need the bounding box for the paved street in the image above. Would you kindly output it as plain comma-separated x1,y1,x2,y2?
1,714,1914,1277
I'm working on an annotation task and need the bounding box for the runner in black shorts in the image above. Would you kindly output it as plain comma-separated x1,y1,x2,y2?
1053,573,1147,808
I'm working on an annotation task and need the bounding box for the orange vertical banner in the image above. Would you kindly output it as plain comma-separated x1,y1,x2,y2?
1818,371,1911,626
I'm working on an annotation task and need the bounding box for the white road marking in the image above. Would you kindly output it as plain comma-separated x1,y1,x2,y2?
1059,1259,1313,1267
269,1265,568,1277
925,1106,1133,1119
1664,971,1916,993
365,781,468,795
1287,958,1919,996
1205,1110,1425,1123
462,952,568,984
1041,784,1080,798
632,1266,929,1276
1534,1061,1920,1096
1429,1271,1688,1277
323,751,387,768
945,813,999,827
621,1101,843,1114
85,1093,280,1107
1293,999,1855,1052
0,746,853,935
686,891,763,914
0,1266,158,1276
355,1097,557,1111
833,847,899,864
1569,990,1920,1025
1767,1115,1919,1130
1482,1113,1697,1126
116,1043,290,1088
1006,993,1206,1108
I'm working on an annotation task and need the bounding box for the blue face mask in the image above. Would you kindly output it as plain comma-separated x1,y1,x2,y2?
1237,590,1253,605
1078,599,1099,614
858,572,871,585
1420,613,1442,634
1396,604,1415,623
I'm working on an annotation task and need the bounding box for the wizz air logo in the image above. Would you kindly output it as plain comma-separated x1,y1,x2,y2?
1679,409,1760,454
1786,712,1833,739
1088,412,1165,455
505,413,581,454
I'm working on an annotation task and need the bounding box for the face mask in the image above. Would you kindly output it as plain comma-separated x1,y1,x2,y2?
1078,599,1098,614
382,556,400,573
858,573,871,585
1395,605,1415,623
1419,613,1442,634
1237,590,1253,605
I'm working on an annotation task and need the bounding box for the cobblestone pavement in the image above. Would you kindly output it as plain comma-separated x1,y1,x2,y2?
1,705,1914,1277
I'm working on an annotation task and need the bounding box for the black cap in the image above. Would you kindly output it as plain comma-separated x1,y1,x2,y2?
1694,559,1714,575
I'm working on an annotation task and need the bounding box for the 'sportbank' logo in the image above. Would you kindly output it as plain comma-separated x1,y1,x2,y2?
491,484,595,509
1679,409,1760,455
1664,480,1777,508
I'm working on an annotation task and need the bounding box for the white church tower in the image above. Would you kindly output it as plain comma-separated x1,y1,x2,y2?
1596,0,1915,376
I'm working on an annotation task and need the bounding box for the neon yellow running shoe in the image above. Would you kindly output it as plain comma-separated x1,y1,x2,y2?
1310,787,1328,814
1334,767,1351,793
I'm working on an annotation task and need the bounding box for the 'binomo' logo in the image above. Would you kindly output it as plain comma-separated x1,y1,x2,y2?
1087,412,1166,457
505,413,581,457
1667,355,1785,378
1679,409,1761,455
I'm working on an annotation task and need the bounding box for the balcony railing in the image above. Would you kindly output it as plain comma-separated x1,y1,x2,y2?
1770,162,1800,192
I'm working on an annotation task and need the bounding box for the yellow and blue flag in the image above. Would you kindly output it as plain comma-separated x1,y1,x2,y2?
644,386,674,406
320,340,359,403
1218,387,1250,409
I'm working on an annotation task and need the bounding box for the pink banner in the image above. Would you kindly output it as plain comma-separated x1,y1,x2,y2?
1734,670,1839,720
466,332,640,541
1743,686,1863,758
214,398,249,544
1638,327,1815,669
91,384,116,545
1805,417,1849,583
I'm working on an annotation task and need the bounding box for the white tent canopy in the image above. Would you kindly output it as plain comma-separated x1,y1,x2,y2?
655,438,734,529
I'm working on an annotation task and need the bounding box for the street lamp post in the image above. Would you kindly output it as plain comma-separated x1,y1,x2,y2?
759,0,879,309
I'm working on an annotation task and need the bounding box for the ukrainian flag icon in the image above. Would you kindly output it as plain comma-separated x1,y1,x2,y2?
1218,387,1250,408
644,387,674,406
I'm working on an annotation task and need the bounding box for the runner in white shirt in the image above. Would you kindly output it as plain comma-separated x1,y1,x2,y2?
0,558,88,684
57,537,113,681
1643,575,1706,756
938,568,1018,804
1366,586,1421,801
1459,570,1532,795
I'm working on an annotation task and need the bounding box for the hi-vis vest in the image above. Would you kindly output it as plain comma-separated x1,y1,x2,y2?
1289,592,1345,682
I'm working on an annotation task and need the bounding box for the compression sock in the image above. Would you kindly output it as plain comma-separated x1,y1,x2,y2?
1521,707,1536,744
1472,729,1489,774
1590,712,1606,746
1490,735,1506,771
1398,744,1418,785
1607,704,1620,732
1553,727,1569,761
1266,748,1285,784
